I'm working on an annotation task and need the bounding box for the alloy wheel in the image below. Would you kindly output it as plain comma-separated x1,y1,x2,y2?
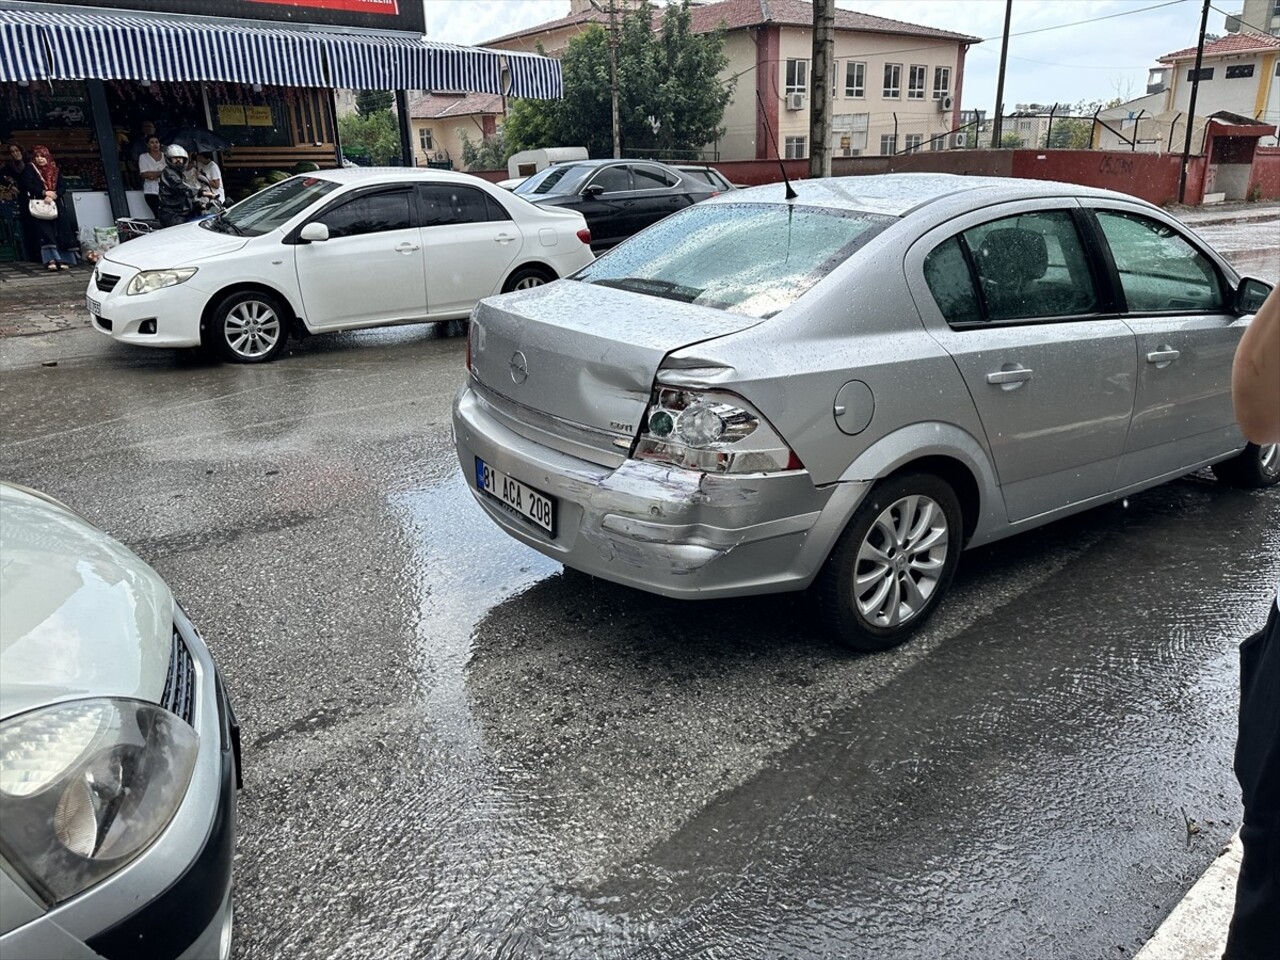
854,494,950,629
223,300,282,360
512,275,547,291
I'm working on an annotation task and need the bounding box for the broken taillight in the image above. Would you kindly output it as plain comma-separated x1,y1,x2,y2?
634,386,803,474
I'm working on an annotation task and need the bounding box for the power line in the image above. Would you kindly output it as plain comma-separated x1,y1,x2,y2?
983,0,1191,41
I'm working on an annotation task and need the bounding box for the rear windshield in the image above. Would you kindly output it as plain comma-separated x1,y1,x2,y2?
513,164,592,197
204,175,340,237
573,202,893,318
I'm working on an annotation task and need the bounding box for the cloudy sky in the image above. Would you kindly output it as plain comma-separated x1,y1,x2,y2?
422,0,1235,110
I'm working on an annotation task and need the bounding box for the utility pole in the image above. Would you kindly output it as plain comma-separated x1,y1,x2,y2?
991,0,1012,147
1178,0,1211,203
589,0,622,158
809,0,834,178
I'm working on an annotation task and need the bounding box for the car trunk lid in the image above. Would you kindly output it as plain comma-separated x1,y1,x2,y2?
470,281,764,460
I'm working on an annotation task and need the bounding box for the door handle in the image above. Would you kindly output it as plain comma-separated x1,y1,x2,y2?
986,367,1033,385
395,242,420,254
493,234,515,244
1146,347,1181,366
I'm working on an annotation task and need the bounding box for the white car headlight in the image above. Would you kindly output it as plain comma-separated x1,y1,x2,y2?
127,268,197,296
0,699,199,906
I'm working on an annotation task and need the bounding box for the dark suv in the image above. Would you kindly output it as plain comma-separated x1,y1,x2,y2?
512,159,716,251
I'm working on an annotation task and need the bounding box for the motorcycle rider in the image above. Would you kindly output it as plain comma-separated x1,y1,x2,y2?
157,144,202,228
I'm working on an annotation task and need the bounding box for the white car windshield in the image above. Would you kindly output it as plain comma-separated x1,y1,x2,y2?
203,176,341,237
574,202,894,318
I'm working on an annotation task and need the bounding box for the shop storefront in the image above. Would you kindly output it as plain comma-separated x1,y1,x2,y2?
0,0,561,259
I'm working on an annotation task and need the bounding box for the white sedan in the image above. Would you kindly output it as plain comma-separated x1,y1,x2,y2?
86,168,595,363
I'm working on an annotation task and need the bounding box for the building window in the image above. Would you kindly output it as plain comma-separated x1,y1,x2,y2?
933,66,951,99
905,134,923,153
1186,67,1214,81
786,59,808,95
418,128,433,152
883,63,902,98
845,61,865,98
908,65,926,100
930,135,945,151
784,136,807,159
1225,64,1255,79
879,133,897,155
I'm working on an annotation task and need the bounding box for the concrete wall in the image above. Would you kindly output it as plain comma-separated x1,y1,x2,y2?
1249,146,1280,198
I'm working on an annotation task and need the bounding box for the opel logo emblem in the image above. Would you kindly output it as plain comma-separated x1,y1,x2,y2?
509,350,529,385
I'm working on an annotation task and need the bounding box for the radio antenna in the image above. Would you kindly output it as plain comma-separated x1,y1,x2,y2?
756,90,797,201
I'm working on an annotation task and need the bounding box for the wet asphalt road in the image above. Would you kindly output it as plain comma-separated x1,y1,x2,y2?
1,214,1278,959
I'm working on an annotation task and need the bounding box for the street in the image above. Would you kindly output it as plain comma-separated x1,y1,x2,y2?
1,209,1278,959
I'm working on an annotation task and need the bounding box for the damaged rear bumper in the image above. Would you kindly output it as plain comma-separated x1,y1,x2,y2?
453,383,866,599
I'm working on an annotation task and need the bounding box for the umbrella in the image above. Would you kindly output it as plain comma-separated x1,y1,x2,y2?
167,127,232,155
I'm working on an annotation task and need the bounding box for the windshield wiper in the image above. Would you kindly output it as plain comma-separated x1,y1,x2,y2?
592,277,701,302
209,210,244,236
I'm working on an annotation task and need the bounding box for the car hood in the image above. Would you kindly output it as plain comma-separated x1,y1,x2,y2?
104,221,252,270
0,485,172,719
469,280,765,437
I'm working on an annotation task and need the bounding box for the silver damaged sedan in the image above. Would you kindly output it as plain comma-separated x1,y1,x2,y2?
0,483,239,959
453,173,1278,650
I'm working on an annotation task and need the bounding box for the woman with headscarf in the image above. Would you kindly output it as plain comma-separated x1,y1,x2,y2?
3,143,45,264
25,145,75,271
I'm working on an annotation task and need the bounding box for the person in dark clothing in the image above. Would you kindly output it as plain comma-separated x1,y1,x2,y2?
157,143,200,228
1223,284,1280,960
27,145,76,270
3,142,45,263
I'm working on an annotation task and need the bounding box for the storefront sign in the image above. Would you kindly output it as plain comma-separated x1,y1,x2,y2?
64,0,422,33
246,106,273,126
217,104,247,126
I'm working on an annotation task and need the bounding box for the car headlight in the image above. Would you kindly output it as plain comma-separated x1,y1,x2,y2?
0,699,199,906
126,268,197,296
635,387,802,474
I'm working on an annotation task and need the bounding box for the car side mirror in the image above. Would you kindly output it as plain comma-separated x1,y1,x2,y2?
583,184,605,198
299,222,329,243
1235,276,1273,315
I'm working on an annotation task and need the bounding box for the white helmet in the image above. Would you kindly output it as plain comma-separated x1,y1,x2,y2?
164,144,189,161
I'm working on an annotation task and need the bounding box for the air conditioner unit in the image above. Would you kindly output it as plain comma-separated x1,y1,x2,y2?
952,132,968,148
937,95,954,112
785,92,805,111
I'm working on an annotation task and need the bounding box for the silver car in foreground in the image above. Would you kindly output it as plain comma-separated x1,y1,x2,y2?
453,174,1277,650
0,483,239,958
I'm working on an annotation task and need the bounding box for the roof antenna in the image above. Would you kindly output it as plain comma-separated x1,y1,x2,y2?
756,90,797,201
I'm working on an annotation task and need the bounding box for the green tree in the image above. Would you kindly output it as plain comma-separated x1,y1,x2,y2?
1046,117,1092,149
355,89,394,117
460,129,511,171
338,109,400,165
999,131,1024,149
502,0,733,159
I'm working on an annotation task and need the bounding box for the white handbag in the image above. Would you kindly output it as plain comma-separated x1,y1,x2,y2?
28,198,57,220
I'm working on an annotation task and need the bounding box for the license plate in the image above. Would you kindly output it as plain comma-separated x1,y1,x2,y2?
86,296,100,316
475,457,555,536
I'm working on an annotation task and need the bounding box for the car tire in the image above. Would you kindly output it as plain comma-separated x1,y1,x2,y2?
1211,443,1280,489
208,290,289,364
502,266,554,293
815,472,963,652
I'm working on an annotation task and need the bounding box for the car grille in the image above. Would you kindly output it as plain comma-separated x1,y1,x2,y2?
96,272,121,293
162,627,196,723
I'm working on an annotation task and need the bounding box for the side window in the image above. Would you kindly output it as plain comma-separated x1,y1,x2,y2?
1093,210,1224,313
484,193,512,222
418,185,493,227
318,191,412,239
923,237,982,325
633,164,678,189
589,166,632,193
962,210,1099,322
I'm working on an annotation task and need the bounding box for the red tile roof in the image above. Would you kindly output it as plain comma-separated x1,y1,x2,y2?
1159,31,1280,63
689,0,980,43
409,91,505,119
483,0,980,48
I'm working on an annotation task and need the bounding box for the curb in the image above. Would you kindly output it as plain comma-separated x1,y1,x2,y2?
1134,832,1240,960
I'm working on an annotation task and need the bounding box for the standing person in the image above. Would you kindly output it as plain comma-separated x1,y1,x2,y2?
2,143,43,262
1224,283,1280,960
137,134,164,217
156,144,200,228
194,151,225,203
129,120,158,164
26,145,73,271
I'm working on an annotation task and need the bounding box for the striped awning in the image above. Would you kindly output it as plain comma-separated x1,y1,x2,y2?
0,7,562,98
